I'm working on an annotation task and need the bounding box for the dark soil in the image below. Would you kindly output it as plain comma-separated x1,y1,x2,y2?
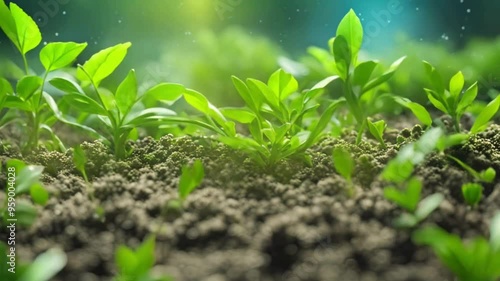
1,123,500,281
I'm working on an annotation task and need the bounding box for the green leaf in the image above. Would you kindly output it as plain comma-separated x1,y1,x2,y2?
115,69,137,116
49,77,83,94
143,83,184,105
178,160,204,201
301,99,344,149
115,246,138,276
367,119,386,147
332,147,354,181
362,56,406,94
425,89,448,114
332,36,351,80
0,1,20,51
394,97,432,127
461,183,483,207
220,108,256,124
20,248,67,281
470,94,500,134
62,93,108,116
15,200,38,227
247,78,280,110
10,3,41,55
40,42,87,72
310,75,340,91
415,193,444,221
336,9,363,63
384,177,422,212
423,61,445,95
0,77,14,97
232,76,260,111
124,107,176,126
16,76,42,101
268,69,298,100
16,165,44,195
29,183,49,206
73,144,88,182
134,235,156,276
457,82,478,114
479,167,496,183
449,71,464,98
77,42,132,87
490,212,500,251
353,61,378,88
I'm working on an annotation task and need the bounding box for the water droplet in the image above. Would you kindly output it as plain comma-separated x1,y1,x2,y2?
460,0,464,3
184,31,191,35
296,9,300,12
461,26,466,30
467,8,471,13
43,41,47,45
62,11,66,15
118,19,122,23
55,32,59,36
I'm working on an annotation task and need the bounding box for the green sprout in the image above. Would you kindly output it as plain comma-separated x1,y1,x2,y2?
178,159,205,202
329,9,406,144
48,43,186,159
181,69,344,167
0,1,87,153
332,146,355,196
423,63,478,132
367,119,387,148
413,212,500,281
461,183,483,207
73,144,89,182
448,155,496,184
114,235,172,281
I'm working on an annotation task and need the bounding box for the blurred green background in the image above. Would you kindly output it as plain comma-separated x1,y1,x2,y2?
1,0,499,105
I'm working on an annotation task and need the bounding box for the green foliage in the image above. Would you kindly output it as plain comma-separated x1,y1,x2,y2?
182,69,343,167
461,183,483,207
470,94,500,134
73,144,89,182
448,155,496,183
114,235,172,281
413,212,500,281
0,1,87,153
50,44,185,159
178,160,204,201
367,119,387,148
332,147,355,195
423,62,479,132
329,9,406,143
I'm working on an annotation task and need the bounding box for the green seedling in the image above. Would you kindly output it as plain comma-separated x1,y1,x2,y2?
367,119,387,148
48,43,186,159
73,144,89,182
178,159,205,201
461,183,483,207
382,128,445,228
181,69,344,167
413,212,500,281
114,235,172,281
332,146,355,196
423,63,478,132
435,133,469,153
470,93,500,134
1,159,48,227
0,243,67,281
329,9,406,143
0,1,87,153
448,155,496,183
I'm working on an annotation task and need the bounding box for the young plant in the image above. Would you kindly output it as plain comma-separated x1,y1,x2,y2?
329,9,406,143
469,93,500,134
448,155,496,184
73,144,89,182
332,146,355,196
181,69,344,167
48,43,186,159
0,1,87,153
382,128,445,228
367,119,387,148
164,160,205,216
1,159,48,227
423,63,478,132
461,183,483,207
114,235,172,281
413,212,500,281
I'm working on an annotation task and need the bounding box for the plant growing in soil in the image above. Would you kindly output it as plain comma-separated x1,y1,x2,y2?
114,235,172,281
73,144,89,182
1,159,48,227
50,43,186,159
332,146,355,195
413,212,500,281
382,128,444,228
329,9,406,143
461,183,483,207
0,1,87,153
182,69,344,167
178,159,205,202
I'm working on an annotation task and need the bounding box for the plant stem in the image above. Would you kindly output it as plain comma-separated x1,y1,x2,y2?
22,54,29,75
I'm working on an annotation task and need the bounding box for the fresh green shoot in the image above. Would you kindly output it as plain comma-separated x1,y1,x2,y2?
48,43,185,159
0,1,87,153
423,63,478,132
178,160,205,202
413,212,500,281
182,69,344,167
73,144,89,182
114,235,172,281
470,93,500,134
1,159,48,227
367,119,387,148
461,183,483,207
435,133,469,153
382,128,445,228
330,9,406,143
332,147,355,195
392,96,433,127
448,155,496,183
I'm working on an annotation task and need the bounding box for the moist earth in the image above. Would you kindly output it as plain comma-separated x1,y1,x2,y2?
1,123,500,281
